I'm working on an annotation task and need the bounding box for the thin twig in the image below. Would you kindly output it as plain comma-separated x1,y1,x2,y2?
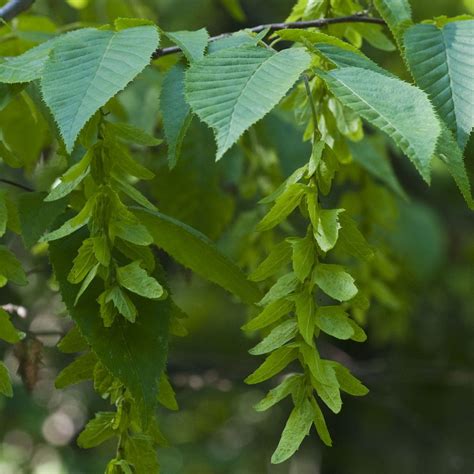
152,13,385,59
0,0,35,22
0,178,34,192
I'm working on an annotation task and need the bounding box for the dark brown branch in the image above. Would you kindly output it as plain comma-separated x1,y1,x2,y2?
0,178,34,192
152,13,385,59
0,0,35,22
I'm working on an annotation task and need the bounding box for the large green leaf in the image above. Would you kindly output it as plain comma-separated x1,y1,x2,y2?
0,37,57,84
0,29,97,84
185,45,311,159
404,21,474,150
19,192,67,247
435,123,473,209
135,208,261,304
317,66,440,182
373,0,412,46
41,26,160,152
49,230,171,423
350,137,406,199
160,64,192,168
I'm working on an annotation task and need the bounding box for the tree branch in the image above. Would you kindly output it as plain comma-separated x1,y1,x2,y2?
0,178,34,192
0,0,35,22
152,13,385,59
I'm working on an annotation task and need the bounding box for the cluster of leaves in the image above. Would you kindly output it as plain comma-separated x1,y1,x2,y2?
0,0,472,471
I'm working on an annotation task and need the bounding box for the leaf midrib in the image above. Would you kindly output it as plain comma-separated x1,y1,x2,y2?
67,33,115,142
220,50,274,154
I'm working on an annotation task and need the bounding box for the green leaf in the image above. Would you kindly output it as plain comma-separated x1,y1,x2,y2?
260,165,307,204
0,308,23,343
106,122,162,147
116,261,165,300
92,235,111,267
329,361,369,396
0,191,7,237
185,45,311,159
350,137,407,199
310,397,332,447
0,362,13,397
0,246,28,286
316,306,354,340
115,240,154,272
249,319,298,355
135,208,261,304
271,398,313,464
45,148,93,201
436,123,474,209
337,213,374,262
286,0,325,21
77,412,117,448
41,197,93,242
19,192,68,247
259,273,300,306
312,363,342,414
74,264,100,305
55,351,98,389
3,192,20,234
164,28,209,63
294,291,316,345
160,64,193,168
220,0,246,21
315,43,390,76
41,26,160,152
245,346,297,385
123,435,159,474
355,23,396,52
249,240,292,282
373,0,412,46
404,21,474,150
254,374,304,412
110,141,155,180
242,299,294,332
313,264,358,302
299,342,330,385
317,67,440,182
207,31,257,54
257,183,306,232
289,230,315,282
102,286,138,324
0,83,25,111
157,373,178,411
0,36,57,83
276,29,361,55
314,209,343,253
49,231,171,423
348,319,367,342
68,239,97,284
109,204,154,247
58,324,88,353
113,177,157,211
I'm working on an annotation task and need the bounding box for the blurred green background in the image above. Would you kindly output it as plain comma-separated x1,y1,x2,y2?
0,0,473,473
